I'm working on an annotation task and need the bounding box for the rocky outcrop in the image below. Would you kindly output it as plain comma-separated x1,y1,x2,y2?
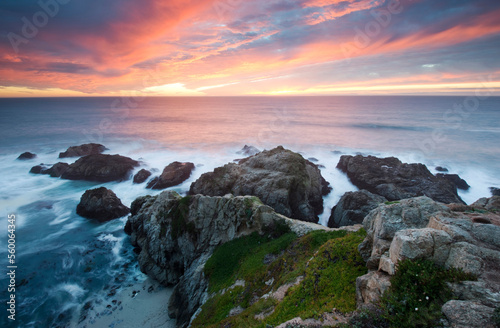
472,196,500,211
189,146,331,222
76,187,130,222
30,162,69,177
236,145,260,157
59,143,106,158
125,191,335,327
491,188,500,197
328,190,386,228
337,155,464,204
17,152,36,160
133,169,152,184
356,196,500,326
437,173,470,190
61,154,139,182
147,162,195,190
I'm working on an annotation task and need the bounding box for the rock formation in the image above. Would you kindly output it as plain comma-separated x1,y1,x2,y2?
30,162,70,177
133,169,152,184
328,190,386,228
189,146,331,222
236,145,260,157
491,187,500,197
147,162,195,190
356,196,500,327
437,173,470,190
61,154,139,182
76,187,130,221
17,152,36,160
59,143,106,158
337,155,464,204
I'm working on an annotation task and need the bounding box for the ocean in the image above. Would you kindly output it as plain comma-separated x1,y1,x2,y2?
0,96,499,327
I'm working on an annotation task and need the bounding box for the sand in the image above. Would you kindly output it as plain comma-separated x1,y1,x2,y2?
77,278,176,328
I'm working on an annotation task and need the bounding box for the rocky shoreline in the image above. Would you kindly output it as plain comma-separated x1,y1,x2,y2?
20,144,500,327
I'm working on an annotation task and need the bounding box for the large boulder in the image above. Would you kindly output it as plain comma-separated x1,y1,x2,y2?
337,155,464,204
147,162,195,190
442,300,496,328
30,162,70,177
472,196,500,211
76,187,130,222
328,190,386,228
61,154,139,182
59,143,106,158
133,169,152,184
189,146,331,222
437,173,470,191
490,188,500,197
17,152,36,160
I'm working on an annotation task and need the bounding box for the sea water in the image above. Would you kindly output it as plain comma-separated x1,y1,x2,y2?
0,96,499,327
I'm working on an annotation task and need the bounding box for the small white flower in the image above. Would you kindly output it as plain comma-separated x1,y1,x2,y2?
426,296,429,300
415,307,418,311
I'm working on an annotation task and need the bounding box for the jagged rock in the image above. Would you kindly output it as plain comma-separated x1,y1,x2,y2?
447,281,500,308
17,152,36,160
76,187,130,222
30,162,70,177
436,166,449,172
491,188,500,197
337,155,464,204
61,154,139,182
189,146,331,222
29,165,45,174
442,300,496,328
328,190,386,228
236,145,260,157
472,196,500,211
133,169,152,184
147,162,194,190
59,143,106,158
356,271,391,306
437,173,470,191
359,196,450,269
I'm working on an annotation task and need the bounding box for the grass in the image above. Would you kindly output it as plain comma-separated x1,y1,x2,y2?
192,229,367,328
384,201,401,205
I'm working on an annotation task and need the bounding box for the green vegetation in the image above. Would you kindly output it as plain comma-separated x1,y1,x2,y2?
384,201,401,205
493,306,500,328
192,229,367,328
169,196,194,239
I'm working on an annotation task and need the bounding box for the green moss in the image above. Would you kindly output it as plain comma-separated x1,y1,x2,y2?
170,196,193,239
385,201,401,205
381,258,477,328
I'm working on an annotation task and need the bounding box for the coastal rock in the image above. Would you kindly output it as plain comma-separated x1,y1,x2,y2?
436,166,449,172
30,163,70,177
29,165,46,174
61,154,139,182
133,169,152,184
437,173,470,191
472,196,500,211
359,196,450,269
490,188,500,197
356,271,391,306
59,143,106,158
76,187,130,222
236,145,260,157
337,155,464,204
17,152,36,160
328,190,386,228
147,162,195,190
442,300,496,328
189,146,331,222
125,191,332,327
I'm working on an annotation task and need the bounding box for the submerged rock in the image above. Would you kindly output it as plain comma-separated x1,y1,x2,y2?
17,152,36,160
59,143,106,158
337,155,464,204
133,169,152,184
30,162,70,177
61,154,139,182
146,162,195,190
436,166,449,172
76,187,130,222
490,187,500,197
328,190,386,228
437,173,470,191
189,146,331,222
236,145,261,157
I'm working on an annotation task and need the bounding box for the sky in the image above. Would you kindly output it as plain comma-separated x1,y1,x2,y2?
0,0,500,97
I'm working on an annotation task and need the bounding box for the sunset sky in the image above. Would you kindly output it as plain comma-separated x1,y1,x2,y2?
1,0,500,97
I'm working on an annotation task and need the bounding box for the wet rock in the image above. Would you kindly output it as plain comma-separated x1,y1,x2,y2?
490,188,500,197
437,173,470,191
61,154,139,182
328,190,386,228
30,162,70,177
236,145,260,157
17,152,36,160
436,166,449,172
337,155,464,204
146,162,195,190
133,169,152,184
76,187,130,222
59,143,106,158
190,146,331,222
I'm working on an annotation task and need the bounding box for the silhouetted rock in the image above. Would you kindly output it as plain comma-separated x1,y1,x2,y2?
133,169,152,184
61,154,139,182
77,187,130,222
437,173,470,191
436,166,449,172
490,187,500,197
59,143,106,158
30,162,70,177
29,165,46,174
17,152,36,160
147,162,195,190
236,145,260,157
328,190,386,228
190,146,331,222
337,155,464,204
